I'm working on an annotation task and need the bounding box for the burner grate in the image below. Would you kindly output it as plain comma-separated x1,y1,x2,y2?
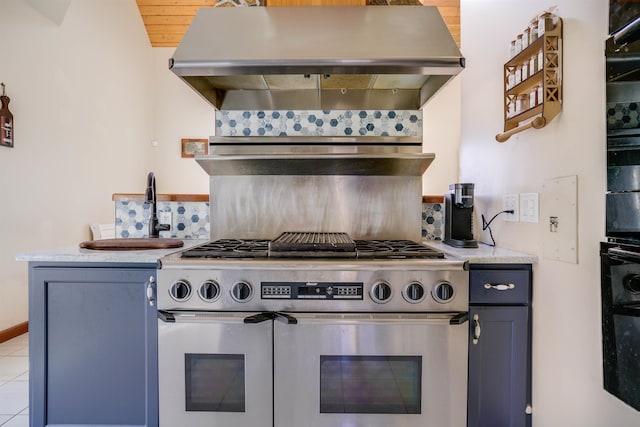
180,236,445,260
355,240,445,259
181,239,269,258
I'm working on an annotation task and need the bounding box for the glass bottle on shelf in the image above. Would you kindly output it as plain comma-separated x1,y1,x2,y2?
515,34,523,55
508,98,516,118
523,28,530,49
538,12,553,35
529,86,538,108
515,65,522,85
529,21,539,42
529,55,538,74
515,94,529,115
538,50,544,71
522,61,529,81
510,40,516,58
508,68,516,89
537,85,543,105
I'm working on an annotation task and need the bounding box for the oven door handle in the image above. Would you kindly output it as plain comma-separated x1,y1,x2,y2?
243,312,276,324
243,312,298,324
449,311,469,325
157,310,175,323
278,311,469,325
609,247,640,263
274,312,298,324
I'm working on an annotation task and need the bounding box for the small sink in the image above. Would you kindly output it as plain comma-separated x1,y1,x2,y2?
79,238,184,251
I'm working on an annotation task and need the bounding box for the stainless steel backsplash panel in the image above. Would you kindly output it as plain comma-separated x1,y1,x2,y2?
209,175,422,240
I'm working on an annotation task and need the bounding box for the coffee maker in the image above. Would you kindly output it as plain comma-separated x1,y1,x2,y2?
444,183,478,248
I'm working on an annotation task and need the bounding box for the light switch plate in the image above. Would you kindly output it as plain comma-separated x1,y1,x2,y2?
159,211,172,227
541,176,578,263
519,193,539,223
503,194,519,221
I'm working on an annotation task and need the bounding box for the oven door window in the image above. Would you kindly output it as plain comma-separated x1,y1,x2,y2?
185,354,245,412
319,355,422,414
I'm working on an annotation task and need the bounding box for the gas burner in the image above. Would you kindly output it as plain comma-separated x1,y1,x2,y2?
181,239,269,258
181,236,444,260
355,240,445,259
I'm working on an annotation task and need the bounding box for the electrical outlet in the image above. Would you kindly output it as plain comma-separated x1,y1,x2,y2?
159,211,172,228
503,194,519,222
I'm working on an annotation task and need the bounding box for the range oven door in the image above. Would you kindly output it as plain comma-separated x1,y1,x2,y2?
601,243,640,410
157,311,273,427
273,312,469,427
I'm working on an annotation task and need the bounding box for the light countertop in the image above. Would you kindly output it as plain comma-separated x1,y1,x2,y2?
425,241,538,264
16,240,207,264
17,240,537,265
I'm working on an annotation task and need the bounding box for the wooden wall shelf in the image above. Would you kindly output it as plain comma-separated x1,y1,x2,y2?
496,15,563,143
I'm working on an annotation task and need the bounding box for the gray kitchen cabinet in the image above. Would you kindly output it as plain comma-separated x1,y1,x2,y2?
28,263,158,427
467,264,532,427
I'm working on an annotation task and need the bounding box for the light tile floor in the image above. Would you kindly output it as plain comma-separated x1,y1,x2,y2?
0,334,29,427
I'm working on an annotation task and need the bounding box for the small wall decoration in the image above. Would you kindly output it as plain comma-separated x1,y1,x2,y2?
0,83,13,148
181,138,208,158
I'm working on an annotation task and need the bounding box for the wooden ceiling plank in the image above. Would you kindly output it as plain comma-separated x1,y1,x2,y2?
137,5,211,15
142,15,194,25
421,0,458,6
145,24,192,34
435,6,459,17
136,0,215,6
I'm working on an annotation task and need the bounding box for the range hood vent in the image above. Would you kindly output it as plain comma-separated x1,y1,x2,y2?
169,6,464,111
196,136,434,176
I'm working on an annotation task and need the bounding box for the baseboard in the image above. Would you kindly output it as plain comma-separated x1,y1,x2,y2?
0,321,28,344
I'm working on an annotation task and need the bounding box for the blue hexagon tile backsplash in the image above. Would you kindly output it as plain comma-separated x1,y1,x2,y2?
215,110,422,137
115,201,210,239
114,200,442,241
422,203,444,241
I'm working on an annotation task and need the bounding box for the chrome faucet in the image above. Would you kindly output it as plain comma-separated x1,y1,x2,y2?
145,172,170,238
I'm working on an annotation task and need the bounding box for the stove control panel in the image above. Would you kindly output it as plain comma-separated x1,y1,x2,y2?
261,282,363,300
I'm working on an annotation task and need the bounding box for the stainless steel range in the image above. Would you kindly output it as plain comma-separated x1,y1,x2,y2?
159,5,467,427
157,232,468,427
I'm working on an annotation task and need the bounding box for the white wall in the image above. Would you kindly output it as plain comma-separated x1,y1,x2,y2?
460,0,640,425
0,0,153,331
422,77,462,195
147,48,212,195
0,1,216,332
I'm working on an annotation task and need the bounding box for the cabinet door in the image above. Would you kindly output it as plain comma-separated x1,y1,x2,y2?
29,266,158,427
467,306,531,427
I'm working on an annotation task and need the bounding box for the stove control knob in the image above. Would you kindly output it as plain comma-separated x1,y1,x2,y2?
370,281,393,303
403,282,426,303
231,281,253,302
169,280,192,302
198,280,221,302
432,281,456,304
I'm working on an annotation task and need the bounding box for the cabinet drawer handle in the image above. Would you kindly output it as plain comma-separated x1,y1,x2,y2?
472,313,481,345
146,276,156,307
484,283,515,291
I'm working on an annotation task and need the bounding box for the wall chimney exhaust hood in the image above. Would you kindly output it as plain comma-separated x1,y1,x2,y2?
169,6,464,111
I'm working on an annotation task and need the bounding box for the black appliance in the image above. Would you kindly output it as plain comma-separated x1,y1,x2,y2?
602,1,640,412
607,131,640,241
601,241,640,411
444,183,478,248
